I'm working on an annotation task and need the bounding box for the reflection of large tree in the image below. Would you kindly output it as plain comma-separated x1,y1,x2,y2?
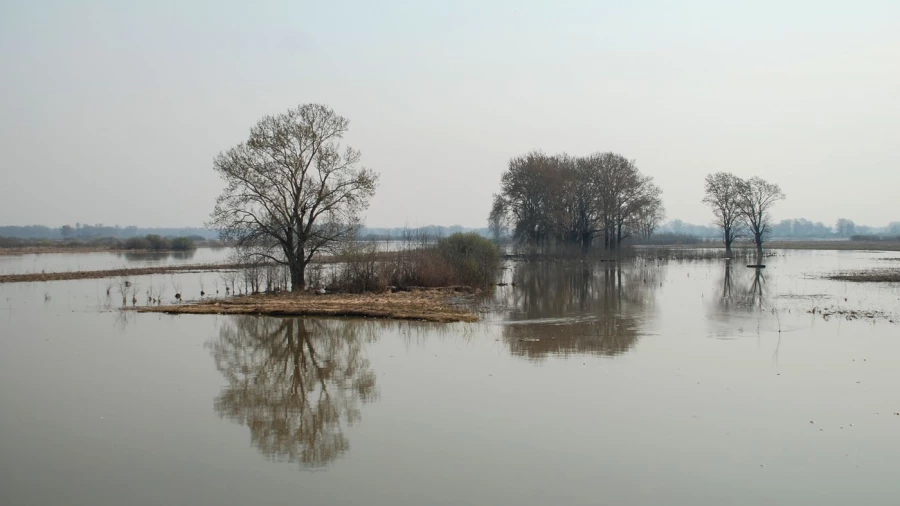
715,263,766,311
499,260,660,358
208,316,378,468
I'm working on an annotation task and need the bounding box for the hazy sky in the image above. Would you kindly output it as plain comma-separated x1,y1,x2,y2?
2,0,898,229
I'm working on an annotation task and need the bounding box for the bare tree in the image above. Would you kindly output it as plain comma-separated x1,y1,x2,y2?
737,176,785,253
210,104,379,292
488,195,506,243
702,172,745,256
632,194,665,239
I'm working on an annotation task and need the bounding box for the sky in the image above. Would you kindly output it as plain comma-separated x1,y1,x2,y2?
1,0,899,229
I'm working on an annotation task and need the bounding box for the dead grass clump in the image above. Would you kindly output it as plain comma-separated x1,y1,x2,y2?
326,233,501,293
134,288,479,323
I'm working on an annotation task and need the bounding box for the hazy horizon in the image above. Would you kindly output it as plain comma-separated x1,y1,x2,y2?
2,1,898,229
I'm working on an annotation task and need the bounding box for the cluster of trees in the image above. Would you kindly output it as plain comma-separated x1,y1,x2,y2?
702,173,786,254
488,151,664,250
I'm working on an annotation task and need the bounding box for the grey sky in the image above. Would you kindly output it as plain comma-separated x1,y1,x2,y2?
1,0,898,229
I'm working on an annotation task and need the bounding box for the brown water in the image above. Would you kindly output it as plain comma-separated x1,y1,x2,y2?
2,249,900,505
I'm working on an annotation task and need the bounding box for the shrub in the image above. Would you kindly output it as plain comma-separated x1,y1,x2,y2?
436,233,501,287
170,237,197,251
123,237,151,250
328,241,386,293
327,233,501,293
122,235,196,251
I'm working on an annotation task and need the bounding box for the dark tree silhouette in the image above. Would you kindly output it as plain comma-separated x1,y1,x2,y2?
702,172,745,256
737,177,785,254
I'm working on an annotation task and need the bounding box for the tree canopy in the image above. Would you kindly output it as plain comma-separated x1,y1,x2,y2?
210,104,378,291
490,151,663,250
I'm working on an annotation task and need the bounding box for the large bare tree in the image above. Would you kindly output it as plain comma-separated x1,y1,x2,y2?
737,176,785,253
210,104,378,291
702,172,745,256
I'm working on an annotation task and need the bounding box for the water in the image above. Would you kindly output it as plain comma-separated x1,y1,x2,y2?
0,247,235,275
2,249,900,505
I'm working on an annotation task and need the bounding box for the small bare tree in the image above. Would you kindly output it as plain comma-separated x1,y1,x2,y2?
702,172,746,256
209,104,379,292
737,176,785,254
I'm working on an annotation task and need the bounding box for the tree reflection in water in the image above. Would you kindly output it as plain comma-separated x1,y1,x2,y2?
499,259,661,359
717,263,767,311
208,316,378,468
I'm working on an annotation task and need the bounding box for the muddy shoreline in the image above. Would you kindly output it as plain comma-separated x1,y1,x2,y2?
131,288,479,323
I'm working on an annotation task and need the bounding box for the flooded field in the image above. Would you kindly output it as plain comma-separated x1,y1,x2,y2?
0,247,235,276
2,249,900,505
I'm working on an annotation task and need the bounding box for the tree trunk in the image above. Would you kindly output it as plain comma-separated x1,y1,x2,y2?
290,261,305,292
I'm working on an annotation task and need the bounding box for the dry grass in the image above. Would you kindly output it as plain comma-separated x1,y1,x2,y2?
0,263,249,283
133,287,480,323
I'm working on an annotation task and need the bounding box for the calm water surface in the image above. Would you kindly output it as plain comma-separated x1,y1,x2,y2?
2,249,900,505
0,247,235,275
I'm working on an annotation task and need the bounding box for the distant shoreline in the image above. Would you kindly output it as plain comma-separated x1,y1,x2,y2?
635,240,900,252
0,244,221,256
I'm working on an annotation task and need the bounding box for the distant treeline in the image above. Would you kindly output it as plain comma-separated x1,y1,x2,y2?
660,218,900,240
358,225,491,241
3,218,900,244
0,224,218,240
0,234,210,250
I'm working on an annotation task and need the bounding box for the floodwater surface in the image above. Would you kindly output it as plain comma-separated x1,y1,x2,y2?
2,249,900,505
0,247,234,275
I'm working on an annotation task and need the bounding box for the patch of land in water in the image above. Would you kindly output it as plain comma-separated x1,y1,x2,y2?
132,288,479,323
825,270,900,283
0,263,248,283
